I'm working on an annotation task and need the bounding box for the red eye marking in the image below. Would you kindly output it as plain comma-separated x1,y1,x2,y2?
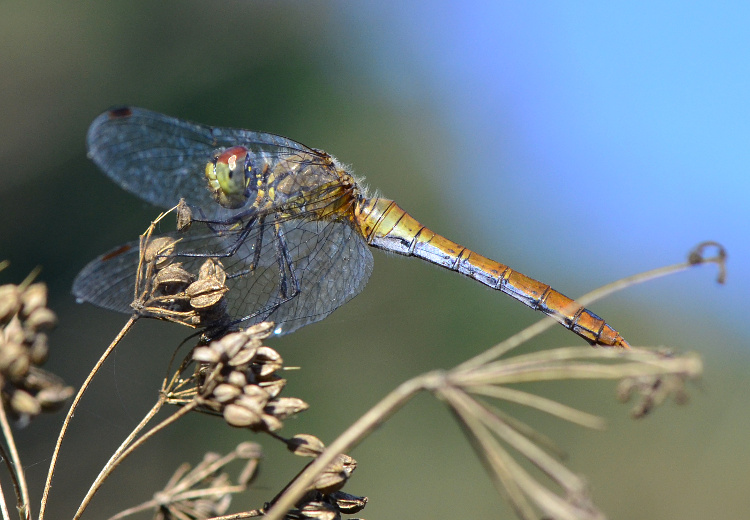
216,146,249,165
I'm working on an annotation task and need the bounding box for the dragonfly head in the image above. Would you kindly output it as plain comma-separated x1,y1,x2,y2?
205,146,253,209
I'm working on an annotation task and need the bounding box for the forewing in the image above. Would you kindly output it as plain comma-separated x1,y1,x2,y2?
86,107,314,217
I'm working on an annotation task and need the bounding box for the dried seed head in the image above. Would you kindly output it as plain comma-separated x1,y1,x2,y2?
240,385,270,407
313,466,347,495
260,377,286,398
288,434,326,458
3,316,24,346
176,198,193,231
310,454,358,494
329,491,368,514
227,370,248,388
35,385,74,411
336,454,357,478
186,278,228,309
0,339,27,376
223,402,263,428
0,275,72,423
253,346,283,377
264,397,309,419
245,321,275,338
212,383,242,403
235,441,263,459
192,345,221,364
28,333,49,364
5,352,30,381
228,344,257,366
179,323,306,431
144,236,177,267
0,284,21,323
20,283,47,316
616,351,694,419
295,500,339,520
153,263,194,290
149,444,256,520
260,413,283,432
24,308,57,331
10,389,41,417
198,258,227,286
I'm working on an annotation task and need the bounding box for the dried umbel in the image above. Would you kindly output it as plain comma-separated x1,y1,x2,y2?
120,442,263,520
280,433,365,519
616,348,692,418
0,279,73,423
178,322,308,432
283,489,367,520
135,231,232,329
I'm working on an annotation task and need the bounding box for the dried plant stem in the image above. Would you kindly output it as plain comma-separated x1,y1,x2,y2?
207,510,264,519
0,479,9,520
457,247,725,372
74,397,165,519
466,385,606,430
444,385,598,520
263,371,445,520
107,485,256,520
0,403,30,520
74,399,198,520
39,315,137,520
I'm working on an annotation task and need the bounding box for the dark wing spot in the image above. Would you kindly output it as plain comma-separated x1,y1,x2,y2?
107,107,133,119
101,244,133,261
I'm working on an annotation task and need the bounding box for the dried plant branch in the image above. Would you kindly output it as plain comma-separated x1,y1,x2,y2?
466,385,606,430
9,233,717,519
38,314,136,520
0,403,28,520
263,242,716,520
73,396,168,520
107,443,262,520
0,488,9,520
0,269,72,520
443,384,604,520
263,371,441,520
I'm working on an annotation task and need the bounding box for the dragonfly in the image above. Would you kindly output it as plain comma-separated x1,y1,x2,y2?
73,107,630,348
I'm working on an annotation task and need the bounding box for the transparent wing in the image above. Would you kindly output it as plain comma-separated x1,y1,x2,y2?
72,215,374,335
86,107,320,218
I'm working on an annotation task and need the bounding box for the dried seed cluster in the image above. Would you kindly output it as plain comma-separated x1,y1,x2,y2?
616,349,691,418
152,442,262,520
0,280,72,423
284,489,368,520
135,233,231,329
191,322,308,431
282,433,366,519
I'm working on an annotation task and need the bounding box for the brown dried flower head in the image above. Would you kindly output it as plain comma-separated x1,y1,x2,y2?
0,278,73,423
148,443,262,520
284,489,367,520
186,322,308,432
134,226,231,328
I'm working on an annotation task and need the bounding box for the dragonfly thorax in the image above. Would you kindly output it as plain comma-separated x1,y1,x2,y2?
205,146,254,209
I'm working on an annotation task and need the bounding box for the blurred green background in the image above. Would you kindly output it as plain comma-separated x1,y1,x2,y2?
1,1,748,518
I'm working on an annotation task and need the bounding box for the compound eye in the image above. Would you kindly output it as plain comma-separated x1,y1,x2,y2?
205,146,251,208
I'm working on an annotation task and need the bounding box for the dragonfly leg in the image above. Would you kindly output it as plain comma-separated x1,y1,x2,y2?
230,221,301,327
173,215,259,262
272,221,301,302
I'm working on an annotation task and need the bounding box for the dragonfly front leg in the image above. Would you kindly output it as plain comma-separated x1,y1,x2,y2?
272,221,301,304
231,221,302,327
